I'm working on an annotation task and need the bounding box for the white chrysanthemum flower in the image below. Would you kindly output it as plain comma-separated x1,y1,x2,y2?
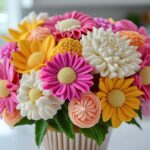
21,11,49,23
81,27,142,78
17,70,64,120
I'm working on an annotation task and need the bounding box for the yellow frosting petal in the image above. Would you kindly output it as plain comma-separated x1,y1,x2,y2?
114,78,124,89
121,105,137,118
124,86,138,93
120,78,134,90
31,40,40,52
126,97,140,106
102,105,114,122
125,101,140,109
8,29,21,40
96,91,107,98
99,78,108,93
41,35,55,54
105,77,113,91
11,52,26,64
111,109,122,128
101,100,108,110
18,40,31,57
125,90,144,97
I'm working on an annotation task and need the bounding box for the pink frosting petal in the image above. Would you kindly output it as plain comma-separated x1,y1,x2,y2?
115,19,138,31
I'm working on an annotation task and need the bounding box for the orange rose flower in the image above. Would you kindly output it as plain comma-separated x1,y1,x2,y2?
68,92,101,128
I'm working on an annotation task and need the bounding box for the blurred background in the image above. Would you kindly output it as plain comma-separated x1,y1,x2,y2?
0,0,150,150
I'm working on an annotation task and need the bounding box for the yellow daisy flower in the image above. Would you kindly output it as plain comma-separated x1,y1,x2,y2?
96,78,143,128
48,38,82,60
3,20,43,42
11,35,55,74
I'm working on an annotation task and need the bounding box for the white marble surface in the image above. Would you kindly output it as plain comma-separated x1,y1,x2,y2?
0,119,150,150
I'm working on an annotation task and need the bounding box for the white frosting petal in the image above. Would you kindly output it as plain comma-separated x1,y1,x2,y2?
17,70,64,120
21,11,49,24
81,28,142,78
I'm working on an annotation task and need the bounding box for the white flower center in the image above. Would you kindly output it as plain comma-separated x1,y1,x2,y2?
0,80,10,98
55,19,81,32
57,67,76,84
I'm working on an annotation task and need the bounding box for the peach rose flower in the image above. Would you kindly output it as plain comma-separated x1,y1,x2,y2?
2,109,21,127
68,92,101,128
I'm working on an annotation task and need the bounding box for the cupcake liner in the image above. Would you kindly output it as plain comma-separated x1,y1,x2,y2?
42,129,112,150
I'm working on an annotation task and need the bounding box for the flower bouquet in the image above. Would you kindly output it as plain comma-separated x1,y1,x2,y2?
0,11,150,150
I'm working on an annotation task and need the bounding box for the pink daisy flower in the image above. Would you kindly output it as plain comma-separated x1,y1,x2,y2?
43,11,98,41
41,52,94,100
0,42,18,59
0,58,19,114
114,19,150,48
134,46,150,100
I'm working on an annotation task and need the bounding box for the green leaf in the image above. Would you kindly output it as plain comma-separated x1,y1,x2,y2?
128,119,142,129
15,117,35,126
80,124,109,145
48,119,62,132
35,119,48,147
137,110,142,120
48,103,75,139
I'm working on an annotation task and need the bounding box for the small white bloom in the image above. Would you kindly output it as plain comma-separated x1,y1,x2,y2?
21,11,49,24
17,70,64,120
81,27,142,78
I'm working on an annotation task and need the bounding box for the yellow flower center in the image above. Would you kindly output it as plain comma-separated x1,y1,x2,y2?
49,38,82,60
108,90,125,107
55,19,81,32
0,80,10,98
140,67,150,85
120,31,145,48
57,67,76,84
29,88,42,103
27,51,45,68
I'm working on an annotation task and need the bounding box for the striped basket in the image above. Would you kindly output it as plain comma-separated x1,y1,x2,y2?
42,129,112,150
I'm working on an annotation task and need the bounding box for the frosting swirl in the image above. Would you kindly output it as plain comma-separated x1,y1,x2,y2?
68,92,101,128
28,27,51,41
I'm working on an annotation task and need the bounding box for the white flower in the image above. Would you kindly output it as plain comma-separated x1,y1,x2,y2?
17,70,64,120
21,11,49,24
81,28,142,78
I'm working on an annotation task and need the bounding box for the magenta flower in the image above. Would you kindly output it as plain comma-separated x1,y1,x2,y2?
0,58,19,114
94,17,115,31
114,19,150,48
0,42,18,59
43,11,98,41
134,46,150,101
41,52,94,100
